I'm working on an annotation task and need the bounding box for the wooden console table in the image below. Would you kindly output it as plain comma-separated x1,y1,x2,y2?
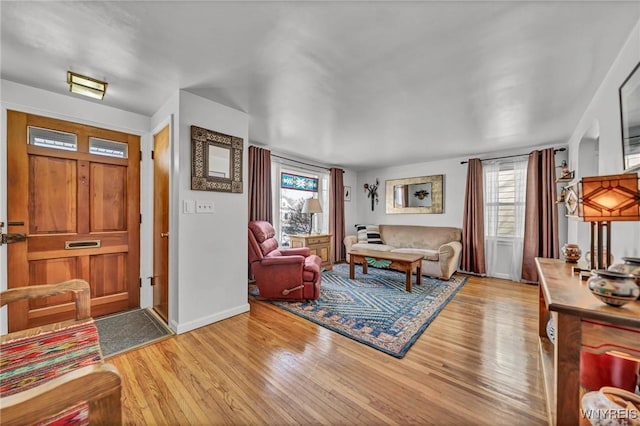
289,234,333,270
349,249,423,292
535,258,640,426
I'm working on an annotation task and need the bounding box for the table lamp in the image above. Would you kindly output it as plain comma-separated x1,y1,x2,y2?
302,198,322,234
565,173,640,270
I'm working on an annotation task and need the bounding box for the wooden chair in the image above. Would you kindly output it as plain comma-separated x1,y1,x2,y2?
0,280,122,425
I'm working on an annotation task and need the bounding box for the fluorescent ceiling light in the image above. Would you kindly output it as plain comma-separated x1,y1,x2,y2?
67,71,107,100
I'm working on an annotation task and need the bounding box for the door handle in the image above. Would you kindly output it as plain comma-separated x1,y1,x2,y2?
0,233,27,245
160,232,169,238
0,221,27,246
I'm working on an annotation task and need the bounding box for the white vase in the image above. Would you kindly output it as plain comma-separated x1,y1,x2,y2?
585,250,614,270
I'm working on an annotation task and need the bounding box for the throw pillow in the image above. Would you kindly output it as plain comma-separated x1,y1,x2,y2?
356,224,383,244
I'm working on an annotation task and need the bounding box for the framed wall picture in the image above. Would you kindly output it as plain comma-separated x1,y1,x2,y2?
344,186,351,202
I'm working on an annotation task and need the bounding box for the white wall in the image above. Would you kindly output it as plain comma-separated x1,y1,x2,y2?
566,18,640,261
352,145,569,279
353,157,468,232
173,90,250,333
0,80,150,334
353,146,569,235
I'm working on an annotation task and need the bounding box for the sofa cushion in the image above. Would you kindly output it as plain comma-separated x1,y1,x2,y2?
350,242,395,253
356,224,383,244
249,221,276,243
248,221,279,257
390,248,440,261
266,249,282,257
379,225,461,250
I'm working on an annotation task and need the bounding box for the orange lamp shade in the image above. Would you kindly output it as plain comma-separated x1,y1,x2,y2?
570,174,640,222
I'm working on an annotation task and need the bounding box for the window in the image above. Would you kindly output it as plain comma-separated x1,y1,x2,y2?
483,158,528,281
484,160,527,238
89,137,128,158
28,127,77,151
272,160,328,247
27,128,129,159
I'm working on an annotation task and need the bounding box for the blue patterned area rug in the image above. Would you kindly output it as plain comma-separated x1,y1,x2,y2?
265,264,468,358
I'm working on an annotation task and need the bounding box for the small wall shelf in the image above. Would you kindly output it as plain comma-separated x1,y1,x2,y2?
556,160,574,183
555,171,574,183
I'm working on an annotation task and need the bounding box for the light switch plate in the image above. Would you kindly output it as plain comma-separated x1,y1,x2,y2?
196,201,214,213
183,199,195,214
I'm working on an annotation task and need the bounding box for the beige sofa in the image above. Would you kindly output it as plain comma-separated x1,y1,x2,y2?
344,224,462,280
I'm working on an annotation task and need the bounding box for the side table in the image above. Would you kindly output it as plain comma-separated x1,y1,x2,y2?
289,234,333,270
535,257,640,425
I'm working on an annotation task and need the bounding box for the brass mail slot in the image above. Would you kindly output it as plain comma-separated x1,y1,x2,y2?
65,240,101,249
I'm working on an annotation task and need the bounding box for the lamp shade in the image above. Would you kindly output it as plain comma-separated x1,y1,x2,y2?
302,198,322,214
566,173,640,221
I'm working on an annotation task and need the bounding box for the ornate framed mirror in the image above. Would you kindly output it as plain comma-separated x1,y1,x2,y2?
385,174,444,214
619,61,640,173
191,125,243,192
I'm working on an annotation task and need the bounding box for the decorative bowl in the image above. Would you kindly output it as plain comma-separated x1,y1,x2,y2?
581,386,640,426
587,270,639,307
609,257,640,300
609,257,640,280
561,243,581,263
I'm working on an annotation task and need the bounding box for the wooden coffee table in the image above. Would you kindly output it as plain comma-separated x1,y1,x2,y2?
349,249,423,292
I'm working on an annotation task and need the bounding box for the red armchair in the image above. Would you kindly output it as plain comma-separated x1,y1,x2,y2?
248,221,322,300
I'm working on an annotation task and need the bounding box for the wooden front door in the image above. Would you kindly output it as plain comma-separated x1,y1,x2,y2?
152,125,169,322
7,111,140,332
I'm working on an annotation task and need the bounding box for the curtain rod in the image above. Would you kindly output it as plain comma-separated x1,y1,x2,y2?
460,147,566,165
271,153,331,171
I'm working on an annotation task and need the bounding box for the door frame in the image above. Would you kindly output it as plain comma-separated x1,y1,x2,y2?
150,116,174,327
0,102,151,334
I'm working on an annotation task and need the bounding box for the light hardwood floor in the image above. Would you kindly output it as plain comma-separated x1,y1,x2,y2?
109,274,548,425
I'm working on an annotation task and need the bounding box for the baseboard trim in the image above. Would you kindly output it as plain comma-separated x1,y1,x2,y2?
171,303,250,334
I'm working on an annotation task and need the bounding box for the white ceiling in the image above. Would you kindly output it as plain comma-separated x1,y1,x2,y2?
2,1,639,170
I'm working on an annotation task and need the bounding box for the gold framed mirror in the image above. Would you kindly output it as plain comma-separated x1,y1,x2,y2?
191,125,243,192
385,174,444,214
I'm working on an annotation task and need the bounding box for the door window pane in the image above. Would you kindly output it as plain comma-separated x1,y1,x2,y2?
89,137,128,158
28,127,78,152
